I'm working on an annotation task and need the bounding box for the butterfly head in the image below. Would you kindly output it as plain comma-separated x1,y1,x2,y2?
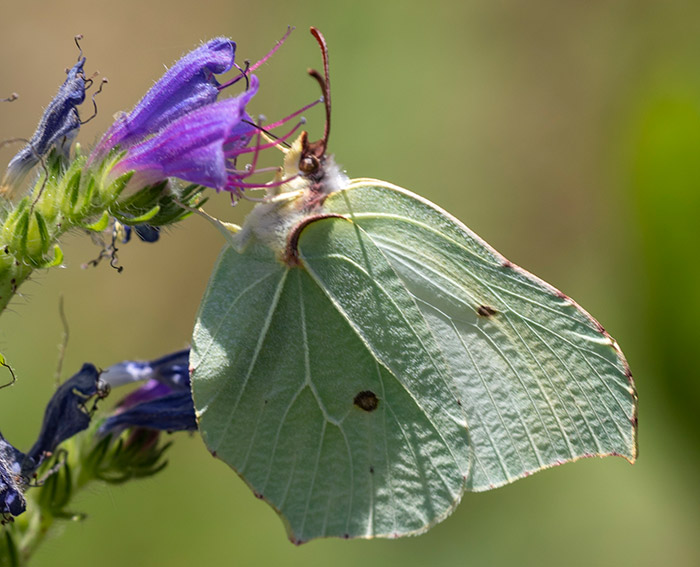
266,27,346,200
232,28,348,256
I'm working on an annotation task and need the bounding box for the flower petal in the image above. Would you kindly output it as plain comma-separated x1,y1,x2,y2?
101,349,190,391
1,58,86,196
99,390,197,434
100,350,195,435
133,224,160,242
26,363,105,466
92,38,236,158
113,76,258,190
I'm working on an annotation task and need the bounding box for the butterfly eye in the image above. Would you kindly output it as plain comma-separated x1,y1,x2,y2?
299,155,319,174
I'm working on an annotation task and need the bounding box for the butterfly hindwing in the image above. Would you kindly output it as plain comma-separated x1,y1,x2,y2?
192,229,470,543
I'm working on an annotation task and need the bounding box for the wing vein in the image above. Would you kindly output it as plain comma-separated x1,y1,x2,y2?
211,269,290,453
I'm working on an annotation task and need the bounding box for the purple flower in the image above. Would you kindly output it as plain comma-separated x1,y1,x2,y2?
1,57,87,197
109,78,258,193
100,350,196,434
91,38,236,160
91,32,313,197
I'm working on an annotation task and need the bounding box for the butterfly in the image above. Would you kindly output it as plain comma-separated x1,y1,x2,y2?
190,28,638,544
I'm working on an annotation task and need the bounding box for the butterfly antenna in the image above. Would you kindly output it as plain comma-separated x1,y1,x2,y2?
307,27,331,156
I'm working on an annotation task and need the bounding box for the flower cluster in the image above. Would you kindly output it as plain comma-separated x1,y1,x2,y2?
1,37,268,200
0,349,196,521
0,30,314,302
1,364,107,518
92,38,238,158
89,37,260,195
91,31,307,198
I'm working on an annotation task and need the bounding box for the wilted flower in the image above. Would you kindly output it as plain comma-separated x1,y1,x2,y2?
0,433,28,517
0,363,107,518
100,349,196,434
115,221,161,244
1,56,87,198
26,363,108,467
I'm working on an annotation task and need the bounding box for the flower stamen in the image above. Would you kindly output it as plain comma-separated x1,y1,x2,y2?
218,26,293,91
235,117,306,155
264,97,321,131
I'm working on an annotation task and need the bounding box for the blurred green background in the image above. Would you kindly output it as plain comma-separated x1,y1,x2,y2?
1,0,698,565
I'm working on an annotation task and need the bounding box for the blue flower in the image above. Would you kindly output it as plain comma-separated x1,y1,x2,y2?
1,57,87,198
117,222,161,244
26,363,107,467
0,364,106,518
91,38,237,161
100,349,196,434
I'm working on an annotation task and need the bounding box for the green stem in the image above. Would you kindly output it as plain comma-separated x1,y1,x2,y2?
0,257,32,315
0,153,132,317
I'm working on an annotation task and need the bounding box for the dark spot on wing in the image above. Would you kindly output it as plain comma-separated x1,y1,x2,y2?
477,305,497,317
369,466,374,474
354,390,379,412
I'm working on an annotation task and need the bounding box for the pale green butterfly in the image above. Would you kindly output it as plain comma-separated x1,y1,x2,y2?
190,28,637,544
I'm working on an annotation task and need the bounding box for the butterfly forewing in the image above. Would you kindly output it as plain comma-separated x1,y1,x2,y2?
324,181,638,491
